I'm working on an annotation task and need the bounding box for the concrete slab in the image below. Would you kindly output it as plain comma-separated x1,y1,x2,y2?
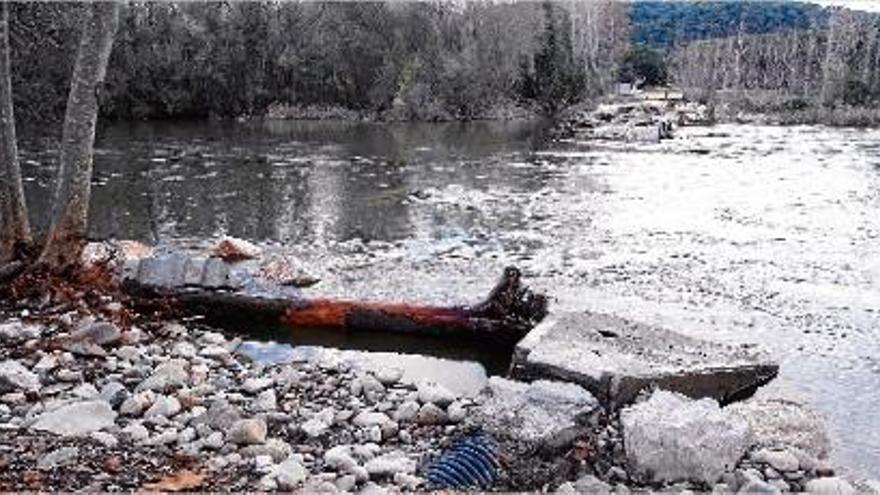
511,312,778,408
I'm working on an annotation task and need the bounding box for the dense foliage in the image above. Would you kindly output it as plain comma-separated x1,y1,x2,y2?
7,2,630,124
631,0,828,49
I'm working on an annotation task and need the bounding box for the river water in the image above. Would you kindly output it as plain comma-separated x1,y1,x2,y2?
20,120,880,477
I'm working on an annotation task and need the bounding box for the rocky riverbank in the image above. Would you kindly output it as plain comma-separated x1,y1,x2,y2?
0,309,876,493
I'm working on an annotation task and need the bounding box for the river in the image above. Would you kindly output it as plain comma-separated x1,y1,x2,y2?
20,120,880,477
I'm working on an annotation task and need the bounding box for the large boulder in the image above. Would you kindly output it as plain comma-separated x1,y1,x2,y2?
621,390,752,484
31,400,117,436
512,311,778,408
473,377,599,446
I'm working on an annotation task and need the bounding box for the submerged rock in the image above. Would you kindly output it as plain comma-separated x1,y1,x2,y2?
512,311,778,407
621,390,752,484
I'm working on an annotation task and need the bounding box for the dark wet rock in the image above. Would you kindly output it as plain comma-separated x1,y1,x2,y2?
0,359,40,393
512,311,779,408
31,400,116,436
473,377,599,446
621,390,752,484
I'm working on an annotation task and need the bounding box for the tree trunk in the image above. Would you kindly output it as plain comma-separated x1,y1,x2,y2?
124,266,549,346
39,2,120,270
0,3,31,262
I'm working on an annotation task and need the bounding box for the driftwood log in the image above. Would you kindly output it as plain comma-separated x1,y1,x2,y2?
125,266,548,345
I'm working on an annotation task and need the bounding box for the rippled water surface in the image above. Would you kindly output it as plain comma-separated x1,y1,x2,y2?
21,120,880,477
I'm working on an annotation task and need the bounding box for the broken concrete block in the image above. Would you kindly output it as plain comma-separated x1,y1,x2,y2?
511,312,778,408
472,377,599,446
621,390,752,484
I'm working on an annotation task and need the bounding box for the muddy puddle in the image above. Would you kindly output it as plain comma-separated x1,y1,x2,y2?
20,120,880,477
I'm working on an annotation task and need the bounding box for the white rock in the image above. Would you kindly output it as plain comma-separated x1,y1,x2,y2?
120,390,156,416
37,446,78,470
144,395,181,418
136,359,188,391
172,341,197,358
254,388,277,411
621,390,752,484
352,411,393,428
0,360,40,393
242,377,274,394
805,478,856,495
99,381,128,407
393,473,423,489
352,375,385,397
275,457,309,490
375,367,404,385
416,403,447,425
31,400,116,436
301,407,336,438
325,445,360,474
753,448,800,473
90,431,118,447
417,380,456,406
447,401,467,423
33,355,58,373
70,383,100,400
393,401,420,423
364,451,416,477
227,418,267,445
199,345,229,359
122,421,150,441
335,474,357,491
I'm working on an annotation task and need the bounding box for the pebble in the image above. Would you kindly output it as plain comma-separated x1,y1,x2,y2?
275,457,309,490
254,388,277,411
120,391,156,416
242,377,274,394
227,418,267,445
37,446,79,470
90,431,119,448
447,400,466,423
0,360,40,392
805,477,856,495
374,367,403,385
99,381,129,407
122,421,150,442
416,380,456,406
754,448,801,473
144,395,181,418
335,474,357,491
392,401,420,423
364,451,416,477
415,403,447,425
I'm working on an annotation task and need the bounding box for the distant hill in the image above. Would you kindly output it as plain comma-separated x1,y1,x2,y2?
631,1,829,49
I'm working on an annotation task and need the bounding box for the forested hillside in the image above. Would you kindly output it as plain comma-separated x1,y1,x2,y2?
631,0,828,48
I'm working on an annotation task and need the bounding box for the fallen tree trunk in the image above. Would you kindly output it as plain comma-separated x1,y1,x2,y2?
124,266,548,345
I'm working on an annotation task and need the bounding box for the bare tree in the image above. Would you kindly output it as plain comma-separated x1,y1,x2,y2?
40,2,120,269
0,3,31,262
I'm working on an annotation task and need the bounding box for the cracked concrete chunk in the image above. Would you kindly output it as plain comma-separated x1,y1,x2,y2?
473,377,599,445
622,390,752,484
512,312,778,407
